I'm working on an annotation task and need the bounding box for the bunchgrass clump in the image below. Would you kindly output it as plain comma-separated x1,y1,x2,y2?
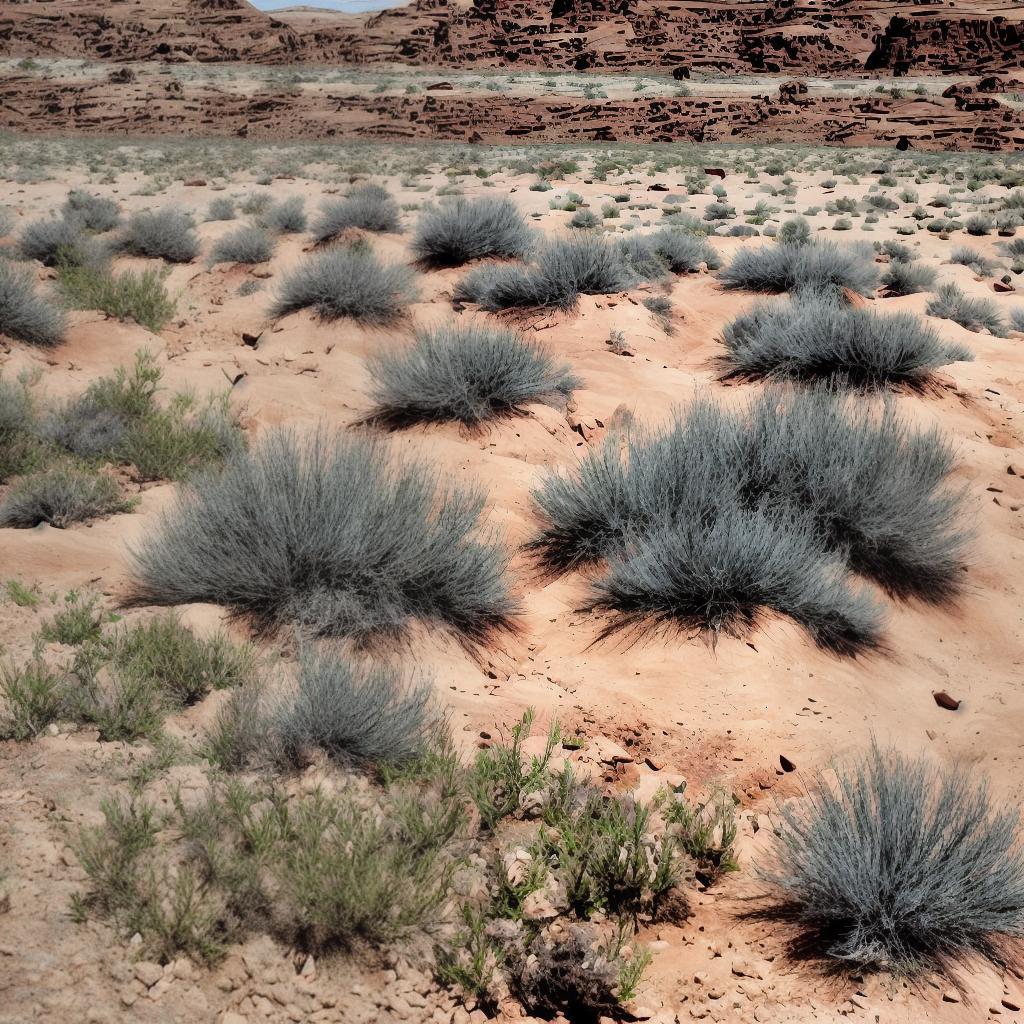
926,283,1006,335
365,322,580,429
0,260,66,346
0,658,69,740
260,196,306,234
62,191,120,233
267,646,436,769
39,591,107,645
57,262,176,333
412,197,533,268
879,259,937,296
209,225,275,266
529,388,968,650
0,375,46,480
120,207,200,263
206,197,236,222
950,245,996,277
457,233,636,312
271,243,418,324
719,294,970,390
0,465,133,528
720,240,879,297
18,217,99,268
312,184,400,241
128,428,516,650
759,743,1024,977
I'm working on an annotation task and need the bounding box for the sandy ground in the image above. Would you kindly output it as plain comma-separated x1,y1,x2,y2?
1,145,1024,1023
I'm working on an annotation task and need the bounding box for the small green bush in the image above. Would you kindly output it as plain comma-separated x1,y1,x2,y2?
40,591,106,645
18,217,99,268
57,262,176,333
0,658,69,740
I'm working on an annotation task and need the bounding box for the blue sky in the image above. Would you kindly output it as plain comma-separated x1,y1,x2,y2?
251,0,408,11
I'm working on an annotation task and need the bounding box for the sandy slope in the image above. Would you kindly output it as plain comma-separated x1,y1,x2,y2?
1,154,1024,1023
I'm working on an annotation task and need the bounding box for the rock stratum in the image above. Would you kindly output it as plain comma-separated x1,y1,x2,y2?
0,0,1022,150
1,0,1023,75
2,68,1022,151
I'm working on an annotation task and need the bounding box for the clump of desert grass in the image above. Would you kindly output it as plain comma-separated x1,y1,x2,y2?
412,197,533,268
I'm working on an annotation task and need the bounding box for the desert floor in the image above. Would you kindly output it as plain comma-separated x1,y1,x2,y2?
1,135,1024,1024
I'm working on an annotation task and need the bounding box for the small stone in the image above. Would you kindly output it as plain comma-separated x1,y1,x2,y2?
779,754,796,773
942,990,961,1003
133,961,164,988
1002,998,1021,1011
644,756,664,771
933,690,961,711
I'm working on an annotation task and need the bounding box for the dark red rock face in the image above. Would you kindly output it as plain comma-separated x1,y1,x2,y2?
1,0,1022,75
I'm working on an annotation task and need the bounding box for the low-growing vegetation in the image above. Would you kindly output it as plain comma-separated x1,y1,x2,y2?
0,259,66,346
720,240,879,297
365,322,580,428
312,184,400,241
120,207,200,263
412,197,533,267
719,294,970,390
529,387,968,650
759,744,1024,977
129,428,517,650
271,242,418,324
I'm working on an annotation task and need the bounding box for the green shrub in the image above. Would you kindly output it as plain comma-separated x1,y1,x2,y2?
39,591,106,645
18,217,99,268
57,262,176,333
0,658,69,740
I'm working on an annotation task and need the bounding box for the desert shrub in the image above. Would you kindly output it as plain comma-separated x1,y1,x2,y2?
703,201,736,222
18,217,99,268
643,295,673,331
121,207,200,263
0,658,69,740
1011,307,1024,333
0,260,66,347
529,388,967,648
311,184,400,241
0,206,16,237
720,241,878,297
965,214,994,236
206,197,236,222
92,612,255,709
926,283,1006,335
719,294,969,389
1004,238,1024,259
759,744,1024,976
128,428,516,649
267,646,436,769
0,465,132,528
878,239,915,262
271,244,418,324
615,235,670,283
365,321,579,428
880,260,936,296
457,234,635,312
569,209,600,229
260,196,306,234
949,245,996,277
209,225,275,266
648,228,721,272
412,197,533,268
75,780,458,960
40,591,106,645
42,351,244,479
0,374,46,480
62,191,120,233
57,262,176,333
74,669,165,743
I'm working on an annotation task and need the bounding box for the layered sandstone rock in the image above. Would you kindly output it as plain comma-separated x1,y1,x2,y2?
1,0,1022,76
